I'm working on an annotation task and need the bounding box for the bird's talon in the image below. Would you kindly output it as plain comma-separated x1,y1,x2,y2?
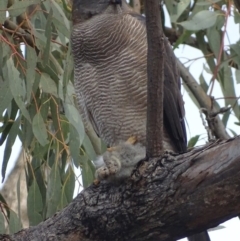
126,136,137,145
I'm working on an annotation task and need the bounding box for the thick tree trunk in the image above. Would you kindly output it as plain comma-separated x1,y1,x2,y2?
1,137,240,241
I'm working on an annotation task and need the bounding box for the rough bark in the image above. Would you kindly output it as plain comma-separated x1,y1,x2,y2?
145,0,165,157
1,137,240,241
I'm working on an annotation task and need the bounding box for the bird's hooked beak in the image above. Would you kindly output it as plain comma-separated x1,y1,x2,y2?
110,0,122,6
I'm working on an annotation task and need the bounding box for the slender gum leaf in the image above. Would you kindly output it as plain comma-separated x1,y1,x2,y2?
64,103,84,145
82,159,95,188
32,112,49,146
69,124,80,167
0,212,5,234
43,8,53,66
61,167,75,207
40,73,58,97
0,76,13,115
9,210,22,234
26,46,37,103
17,174,22,222
179,10,218,31
188,135,200,148
2,117,21,182
8,0,41,17
0,0,8,28
27,179,43,226
46,161,62,218
168,0,191,23
7,59,31,123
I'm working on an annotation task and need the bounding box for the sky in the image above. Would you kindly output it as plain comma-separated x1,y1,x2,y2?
0,2,240,240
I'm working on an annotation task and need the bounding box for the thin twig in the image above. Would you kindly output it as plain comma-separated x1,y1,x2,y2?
209,3,231,96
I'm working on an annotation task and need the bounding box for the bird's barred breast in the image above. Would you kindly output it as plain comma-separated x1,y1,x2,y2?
72,13,176,151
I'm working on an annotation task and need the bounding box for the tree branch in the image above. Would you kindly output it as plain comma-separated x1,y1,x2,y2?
1,137,240,241
177,59,231,140
2,20,36,48
145,0,165,157
164,27,238,70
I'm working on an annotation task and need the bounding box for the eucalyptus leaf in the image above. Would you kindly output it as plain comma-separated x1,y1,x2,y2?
0,0,8,22
219,63,240,119
43,8,53,66
17,174,22,222
7,59,31,123
32,158,47,209
64,103,84,146
207,27,221,58
0,194,9,217
62,45,74,99
234,10,240,23
0,76,13,115
82,159,95,188
26,46,37,103
179,11,218,31
173,30,193,50
61,167,75,204
9,210,22,234
40,73,58,97
8,0,41,17
222,112,230,128
199,73,208,93
2,117,20,182
0,212,5,234
235,69,240,84
196,0,221,6
228,128,237,136
47,0,70,38
169,0,191,23
46,161,62,218
188,135,200,148
32,112,49,146
27,179,43,226
69,124,80,167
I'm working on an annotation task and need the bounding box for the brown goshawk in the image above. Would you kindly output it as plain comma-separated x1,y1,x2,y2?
71,0,187,180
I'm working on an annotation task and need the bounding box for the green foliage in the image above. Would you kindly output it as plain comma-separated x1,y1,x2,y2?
9,210,22,234
179,10,219,31
0,0,239,233
166,0,240,143
27,179,43,226
188,135,200,148
0,0,95,232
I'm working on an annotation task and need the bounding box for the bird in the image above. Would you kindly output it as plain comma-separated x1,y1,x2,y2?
71,0,186,154
71,1,210,240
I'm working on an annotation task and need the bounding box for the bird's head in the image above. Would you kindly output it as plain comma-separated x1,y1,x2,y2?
72,0,124,24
